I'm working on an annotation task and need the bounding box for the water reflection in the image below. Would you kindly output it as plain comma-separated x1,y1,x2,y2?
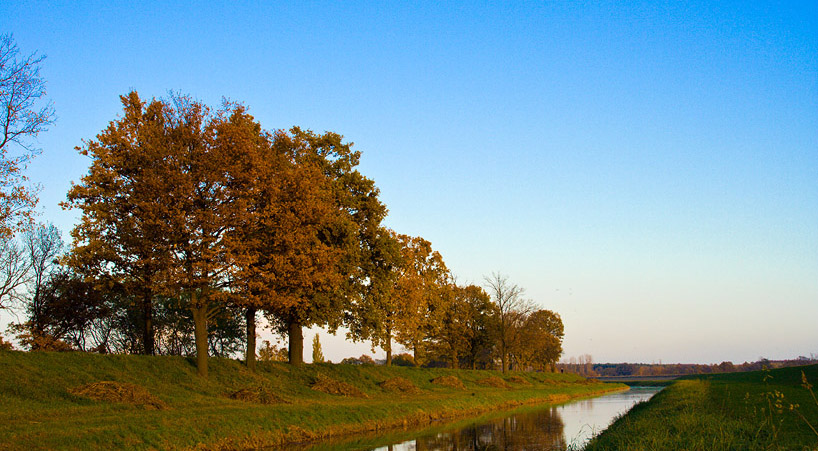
297,387,661,451
391,406,567,450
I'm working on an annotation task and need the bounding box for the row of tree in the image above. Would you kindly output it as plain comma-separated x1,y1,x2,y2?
584,356,818,377
1,90,564,376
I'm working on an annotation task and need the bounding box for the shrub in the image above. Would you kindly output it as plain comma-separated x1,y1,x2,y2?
393,353,415,367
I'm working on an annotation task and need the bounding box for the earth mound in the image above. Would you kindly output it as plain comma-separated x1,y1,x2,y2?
477,377,510,388
69,381,167,410
431,376,466,390
379,377,421,394
505,376,532,385
311,374,368,398
229,386,286,404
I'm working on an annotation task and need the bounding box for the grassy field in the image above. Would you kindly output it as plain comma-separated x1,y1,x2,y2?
0,350,623,450
585,364,818,450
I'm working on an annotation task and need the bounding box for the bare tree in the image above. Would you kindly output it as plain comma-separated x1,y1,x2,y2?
0,237,30,309
21,223,64,338
483,272,532,373
0,34,55,238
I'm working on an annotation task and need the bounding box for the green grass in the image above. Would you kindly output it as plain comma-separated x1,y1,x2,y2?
585,364,818,450
0,351,623,450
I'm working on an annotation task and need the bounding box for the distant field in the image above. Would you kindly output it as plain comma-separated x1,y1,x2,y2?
594,375,680,385
585,364,818,450
0,351,624,450
595,375,680,380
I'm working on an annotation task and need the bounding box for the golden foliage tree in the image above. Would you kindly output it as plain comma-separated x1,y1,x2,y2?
65,93,176,356
66,92,256,376
345,226,403,365
243,128,385,365
391,234,449,366
432,283,497,369
516,309,564,371
346,231,449,366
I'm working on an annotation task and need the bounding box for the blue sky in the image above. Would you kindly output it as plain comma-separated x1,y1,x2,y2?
3,1,817,364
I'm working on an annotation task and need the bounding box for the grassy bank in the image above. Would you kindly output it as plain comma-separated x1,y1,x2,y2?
0,351,623,450
585,364,818,450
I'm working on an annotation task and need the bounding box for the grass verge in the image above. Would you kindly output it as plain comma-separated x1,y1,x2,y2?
585,364,818,450
0,351,623,450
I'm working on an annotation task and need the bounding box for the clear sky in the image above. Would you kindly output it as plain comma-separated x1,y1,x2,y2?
3,1,817,364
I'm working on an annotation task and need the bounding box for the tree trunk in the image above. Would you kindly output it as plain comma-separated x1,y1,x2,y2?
451,350,458,369
143,296,154,356
385,328,392,366
288,319,303,365
501,351,508,373
245,307,257,371
191,300,208,377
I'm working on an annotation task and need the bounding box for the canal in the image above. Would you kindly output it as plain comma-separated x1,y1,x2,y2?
294,386,662,450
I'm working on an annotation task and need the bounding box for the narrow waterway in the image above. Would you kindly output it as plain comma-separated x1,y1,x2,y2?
298,386,661,450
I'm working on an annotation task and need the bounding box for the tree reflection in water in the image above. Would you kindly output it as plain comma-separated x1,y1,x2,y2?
396,406,567,451
297,388,661,451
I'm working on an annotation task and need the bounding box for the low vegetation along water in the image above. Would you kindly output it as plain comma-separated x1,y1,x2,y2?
297,387,661,450
586,364,818,450
0,351,624,449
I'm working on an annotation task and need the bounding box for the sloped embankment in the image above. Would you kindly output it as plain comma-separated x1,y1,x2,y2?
0,350,624,450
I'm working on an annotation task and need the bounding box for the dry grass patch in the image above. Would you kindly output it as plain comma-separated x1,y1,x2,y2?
69,381,168,410
311,374,368,398
431,376,466,390
229,386,287,404
505,376,532,385
379,377,421,394
477,377,510,388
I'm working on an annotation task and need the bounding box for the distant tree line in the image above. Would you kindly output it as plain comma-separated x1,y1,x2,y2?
559,355,818,377
0,92,564,376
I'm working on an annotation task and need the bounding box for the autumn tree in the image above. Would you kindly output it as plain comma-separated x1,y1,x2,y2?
252,128,385,365
0,34,55,238
66,92,177,355
516,309,564,371
391,234,449,366
428,282,468,368
147,96,258,376
67,92,254,376
258,340,288,362
432,283,497,369
484,272,531,372
347,231,448,366
345,226,403,365
233,128,339,368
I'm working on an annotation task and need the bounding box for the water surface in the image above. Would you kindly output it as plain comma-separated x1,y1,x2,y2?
298,386,661,450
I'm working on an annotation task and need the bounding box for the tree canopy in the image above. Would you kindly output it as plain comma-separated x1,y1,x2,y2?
37,90,569,376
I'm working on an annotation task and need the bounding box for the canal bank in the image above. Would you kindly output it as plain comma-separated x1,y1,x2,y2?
0,351,626,450
585,364,818,450
294,386,662,450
